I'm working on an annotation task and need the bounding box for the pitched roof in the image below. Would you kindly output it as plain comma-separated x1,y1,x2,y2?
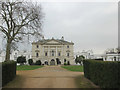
32,38,74,45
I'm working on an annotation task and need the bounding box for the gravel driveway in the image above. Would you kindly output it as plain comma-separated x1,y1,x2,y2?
4,66,97,88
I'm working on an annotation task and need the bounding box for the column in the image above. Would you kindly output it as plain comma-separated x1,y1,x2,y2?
43,45,44,56
56,46,57,57
48,46,50,57
62,45,64,56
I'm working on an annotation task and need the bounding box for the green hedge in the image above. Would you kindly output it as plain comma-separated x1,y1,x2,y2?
83,60,120,88
2,61,16,86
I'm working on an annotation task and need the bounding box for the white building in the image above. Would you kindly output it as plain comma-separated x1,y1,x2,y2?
0,51,5,62
94,54,104,59
10,50,31,61
74,50,94,59
0,50,31,63
103,52,120,61
32,37,75,65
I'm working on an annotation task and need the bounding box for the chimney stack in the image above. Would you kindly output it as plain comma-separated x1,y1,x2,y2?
42,36,44,40
61,36,64,40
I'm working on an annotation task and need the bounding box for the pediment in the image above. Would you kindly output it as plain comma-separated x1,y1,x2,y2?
44,40,62,45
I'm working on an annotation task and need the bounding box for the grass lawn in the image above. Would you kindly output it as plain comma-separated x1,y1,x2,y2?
17,65,43,70
61,65,83,72
75,75,99,88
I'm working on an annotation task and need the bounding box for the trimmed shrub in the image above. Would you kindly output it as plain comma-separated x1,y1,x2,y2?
118,62,120,88
28,59,33,65
95,58,103,61
17,56,26,65
35,60,41,65
64,62,67,65
2,61,16,86
83,60,120,88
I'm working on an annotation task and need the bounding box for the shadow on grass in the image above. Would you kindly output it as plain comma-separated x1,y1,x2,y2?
75,75,100,88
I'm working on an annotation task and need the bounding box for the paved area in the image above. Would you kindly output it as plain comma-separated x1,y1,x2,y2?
4,66,97,88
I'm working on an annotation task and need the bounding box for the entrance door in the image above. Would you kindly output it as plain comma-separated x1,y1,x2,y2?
50,59,55,65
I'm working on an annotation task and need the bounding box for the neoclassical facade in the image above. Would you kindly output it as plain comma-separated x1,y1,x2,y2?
32,37,74,65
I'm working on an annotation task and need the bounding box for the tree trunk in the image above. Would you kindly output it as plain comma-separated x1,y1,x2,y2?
5,39,11,61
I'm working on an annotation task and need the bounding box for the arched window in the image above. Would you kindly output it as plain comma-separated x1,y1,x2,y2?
36,52,39,57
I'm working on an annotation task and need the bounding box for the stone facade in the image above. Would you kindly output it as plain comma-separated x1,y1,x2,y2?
32,37,74,65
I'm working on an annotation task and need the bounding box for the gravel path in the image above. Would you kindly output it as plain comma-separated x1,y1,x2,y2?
4,66,96,88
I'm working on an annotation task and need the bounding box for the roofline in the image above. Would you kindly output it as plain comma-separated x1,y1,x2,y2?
32,42,74,45
32,38,74,45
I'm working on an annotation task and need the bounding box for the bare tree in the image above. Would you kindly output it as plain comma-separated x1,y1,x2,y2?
115,48,120,53
0,0,44,61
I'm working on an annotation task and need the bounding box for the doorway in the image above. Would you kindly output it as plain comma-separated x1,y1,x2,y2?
50,59,55,65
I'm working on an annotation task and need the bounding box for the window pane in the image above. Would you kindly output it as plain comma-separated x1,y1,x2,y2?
36,53,39,57
67,45,69,48
58,52,60,56
45,52,47,56
52,50,54,56
67,53,69,56
37,45,39,48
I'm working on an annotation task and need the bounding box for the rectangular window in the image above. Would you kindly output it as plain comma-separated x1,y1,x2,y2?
37,45,39,48
67,45,69,48
67,53,69,57
64,59,66,62
52,53,54,56
52,51,54,56
45,52,47,56
36,52,39,57
58,52,61,56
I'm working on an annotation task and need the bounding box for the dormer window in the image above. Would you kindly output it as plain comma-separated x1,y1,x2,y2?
37,45,39,48
67,45,69,48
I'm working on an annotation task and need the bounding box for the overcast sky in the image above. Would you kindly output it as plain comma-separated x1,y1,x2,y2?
0,0,118,54
40,2,118,54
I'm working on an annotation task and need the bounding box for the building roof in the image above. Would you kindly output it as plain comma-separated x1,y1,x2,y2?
106,52,120,54
32,38,74,45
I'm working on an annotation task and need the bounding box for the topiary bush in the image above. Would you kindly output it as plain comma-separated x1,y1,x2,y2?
2,61,16,86
83,60,120,88
28,59,33,65
64,62,67,65
35,60,41,65
17,56,26,65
